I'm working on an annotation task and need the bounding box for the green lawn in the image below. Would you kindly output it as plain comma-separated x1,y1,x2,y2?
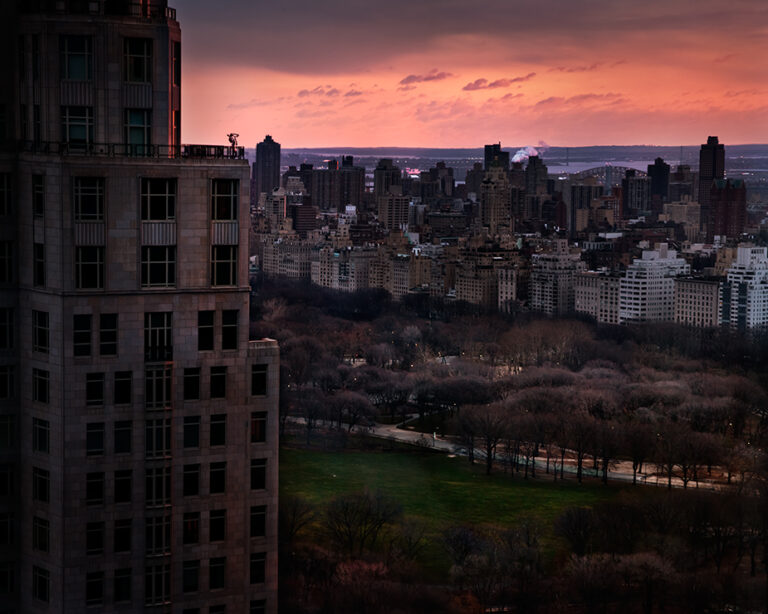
280,444,622,574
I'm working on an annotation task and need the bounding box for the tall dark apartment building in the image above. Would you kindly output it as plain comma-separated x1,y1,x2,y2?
698,136,725,237
711,178,747,240
0,1,279,612
484,142,509,171
647,157,670,213
253,134,281,203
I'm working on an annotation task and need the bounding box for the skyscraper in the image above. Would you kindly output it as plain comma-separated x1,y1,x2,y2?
253,135,281,202
0,2,278,612
647,157,670,213
484,143,509,171
698,136,725,237
711,178,747,240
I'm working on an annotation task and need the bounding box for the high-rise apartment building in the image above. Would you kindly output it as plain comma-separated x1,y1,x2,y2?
619,244,690,323
724,246,768,330
484,143,509,171
698,136,725,236
0,2,278,612
529,239,585,316
253,134,281,205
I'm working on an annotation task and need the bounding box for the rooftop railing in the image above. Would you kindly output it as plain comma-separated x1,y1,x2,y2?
14,141,245,160
18,0,176,21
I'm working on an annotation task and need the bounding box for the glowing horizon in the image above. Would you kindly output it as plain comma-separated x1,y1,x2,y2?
179,0,768,149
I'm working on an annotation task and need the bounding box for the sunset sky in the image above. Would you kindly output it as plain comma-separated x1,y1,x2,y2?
180,0,768,148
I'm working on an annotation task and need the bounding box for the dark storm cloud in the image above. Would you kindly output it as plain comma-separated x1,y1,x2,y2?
463,72,536,90
179,0,767,74
399,70,454,85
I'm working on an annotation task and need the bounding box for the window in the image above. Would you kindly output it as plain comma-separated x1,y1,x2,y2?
172,41,181,86
75,246,105,289
114,420,132,453
183,368,200,400
124,38,152,83
99,313,117,355
114,568,132,603
32,467,49,502
86,521,104,554
73,314,92,356
222,309,238,350
0,415,13,449
0,173,10,217
144,312,172,361
114,470,132,503
209,557,226,590
73,177,105,221
209,462,226,494
32,566,49,602
145,365,172,409
33,104,40,143
183,464,199,497
61,35,92,80
211,246,237,286
32,174,44,217
86,471,104,505
0,241,13,283
20,103,27,140
85,373,104,406
210,366,226,399
251,412,267,444
141,178,175,220
32,34,39,81
250,600,267,614
145,564,170,606
250,505,266,538
183,416,200,448
210,509,226,541
145,515,171,555
86,571,104,606
0,562,15,596
182,560,200,593
32,310,48,353
250,459,266,490
141,246,175,287
210,414,226,446
211,179,238,221
0,513,10,547
0,464,13,496
146,418,170,458
32,517,49,552
183,512,200,544
197,311,214,351
250,552,266,584
32,417,49,453
114,371,132,405
0,365,14,400
125,109,151,155
32,368,49,403
145,467,170,506
61,105,93,146
33,242,45,286
251,364,268,396
114,519,132,552
0,307,13,349
85,422,104,455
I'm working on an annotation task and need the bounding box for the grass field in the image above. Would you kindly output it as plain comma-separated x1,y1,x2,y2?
280,444,623,574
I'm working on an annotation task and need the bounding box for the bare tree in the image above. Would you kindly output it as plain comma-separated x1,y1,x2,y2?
323,490,402,556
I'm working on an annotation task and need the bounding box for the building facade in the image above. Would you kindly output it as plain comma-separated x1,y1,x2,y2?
0,2,278,612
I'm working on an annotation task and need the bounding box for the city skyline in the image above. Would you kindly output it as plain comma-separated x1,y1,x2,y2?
181,0,767,148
